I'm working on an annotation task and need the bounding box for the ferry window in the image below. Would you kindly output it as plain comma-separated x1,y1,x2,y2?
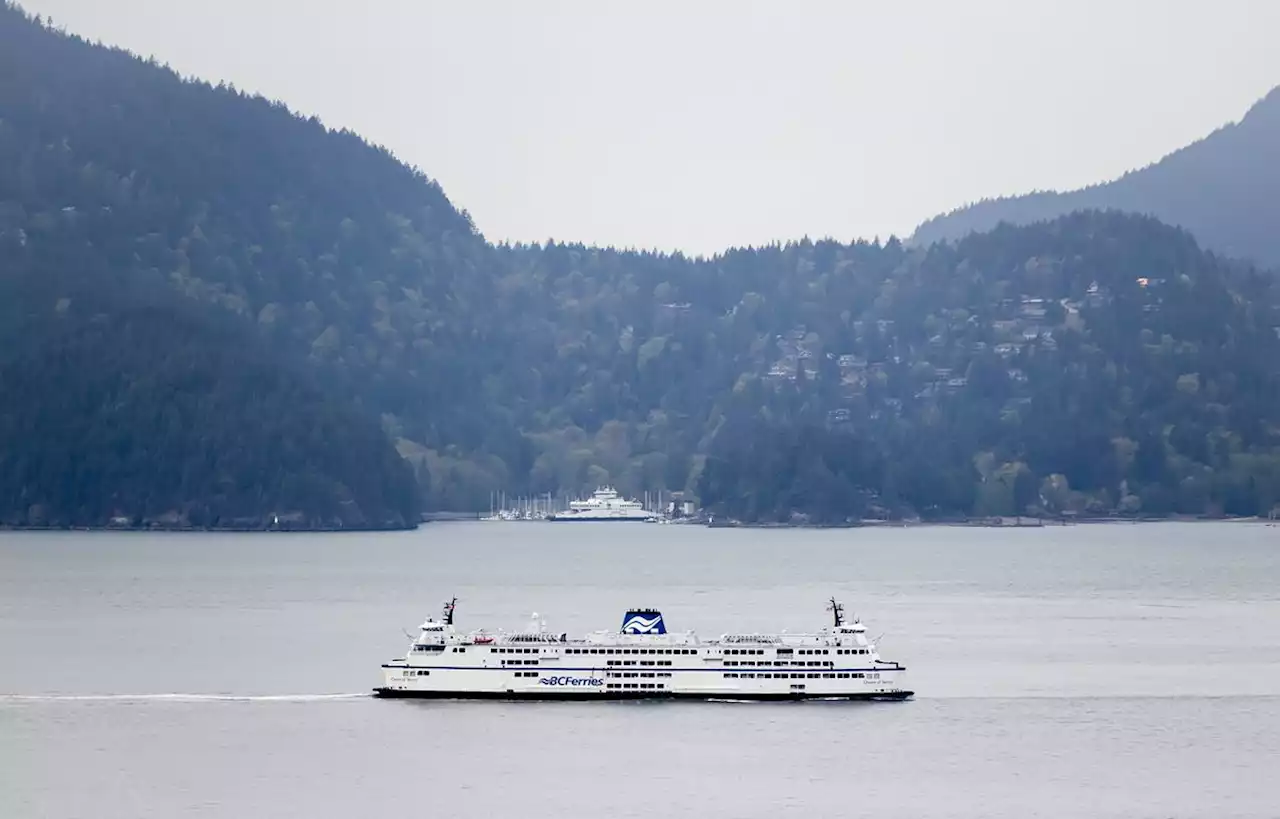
790,684,805,690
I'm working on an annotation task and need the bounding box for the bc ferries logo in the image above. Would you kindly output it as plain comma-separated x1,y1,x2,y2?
539,676,603,687
621,609,666,635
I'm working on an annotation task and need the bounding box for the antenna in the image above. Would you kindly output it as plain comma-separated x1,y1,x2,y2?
443,596,457,626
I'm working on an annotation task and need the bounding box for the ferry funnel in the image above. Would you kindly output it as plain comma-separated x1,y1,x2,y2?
621,608,666,635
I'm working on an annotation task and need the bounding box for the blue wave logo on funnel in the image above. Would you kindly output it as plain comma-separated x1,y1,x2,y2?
621,609,666,634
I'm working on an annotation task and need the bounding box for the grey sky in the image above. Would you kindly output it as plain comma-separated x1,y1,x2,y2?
25,0,1280,255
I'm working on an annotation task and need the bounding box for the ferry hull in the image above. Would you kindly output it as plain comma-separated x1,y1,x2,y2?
546,516,657,522
373,687,913,702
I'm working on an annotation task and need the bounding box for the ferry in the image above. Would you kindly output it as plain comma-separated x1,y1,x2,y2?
374,598,912,701
547,487,658,522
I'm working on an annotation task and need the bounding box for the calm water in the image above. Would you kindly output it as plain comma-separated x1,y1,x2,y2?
2,522,1279,818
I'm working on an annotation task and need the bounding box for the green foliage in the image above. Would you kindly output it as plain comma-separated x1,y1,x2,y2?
5,4,1280,524
0,269,421,528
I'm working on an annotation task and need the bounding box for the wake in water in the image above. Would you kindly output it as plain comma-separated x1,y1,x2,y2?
0,692,371,703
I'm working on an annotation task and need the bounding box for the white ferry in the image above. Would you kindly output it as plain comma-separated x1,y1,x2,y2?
547,487,658,522
374,598,912,701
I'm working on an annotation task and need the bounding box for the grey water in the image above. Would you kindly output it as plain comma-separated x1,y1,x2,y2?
2,522,1279,818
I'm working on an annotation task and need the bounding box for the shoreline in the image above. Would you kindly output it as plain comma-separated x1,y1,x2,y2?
0,523,420,534
2,516,1274,534
709,515,1275,529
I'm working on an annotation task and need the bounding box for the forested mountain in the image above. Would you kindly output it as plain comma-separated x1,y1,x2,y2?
911,87,1280,267
5,3,1280,526
0,4,424,528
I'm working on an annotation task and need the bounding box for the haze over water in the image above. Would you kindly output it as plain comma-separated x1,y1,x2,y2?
3,522,1279,817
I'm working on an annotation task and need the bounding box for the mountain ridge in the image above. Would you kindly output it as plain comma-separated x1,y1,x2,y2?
910,86,1280,267
6,2,1280,525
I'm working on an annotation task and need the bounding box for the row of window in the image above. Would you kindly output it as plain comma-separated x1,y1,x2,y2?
724,660,834,667
566,648,695,656
408,670,431,676
513,671,538,678
440,645,869,656
501,659,539,666
606,672,673,679
606,683,665,690
605,659,673,667
723,672,881,680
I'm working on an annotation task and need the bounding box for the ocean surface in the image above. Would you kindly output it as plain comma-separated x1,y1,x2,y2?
2,521,1279,818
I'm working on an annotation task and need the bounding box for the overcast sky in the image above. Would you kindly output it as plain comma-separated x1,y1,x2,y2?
24,0,1280,255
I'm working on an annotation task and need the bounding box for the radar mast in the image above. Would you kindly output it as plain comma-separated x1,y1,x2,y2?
827,597,845,627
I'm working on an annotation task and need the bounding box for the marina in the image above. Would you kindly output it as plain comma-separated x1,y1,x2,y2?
483,487,693,522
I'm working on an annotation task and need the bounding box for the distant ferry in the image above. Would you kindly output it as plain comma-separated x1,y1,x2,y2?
374,598,912,701
546,486,658,522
